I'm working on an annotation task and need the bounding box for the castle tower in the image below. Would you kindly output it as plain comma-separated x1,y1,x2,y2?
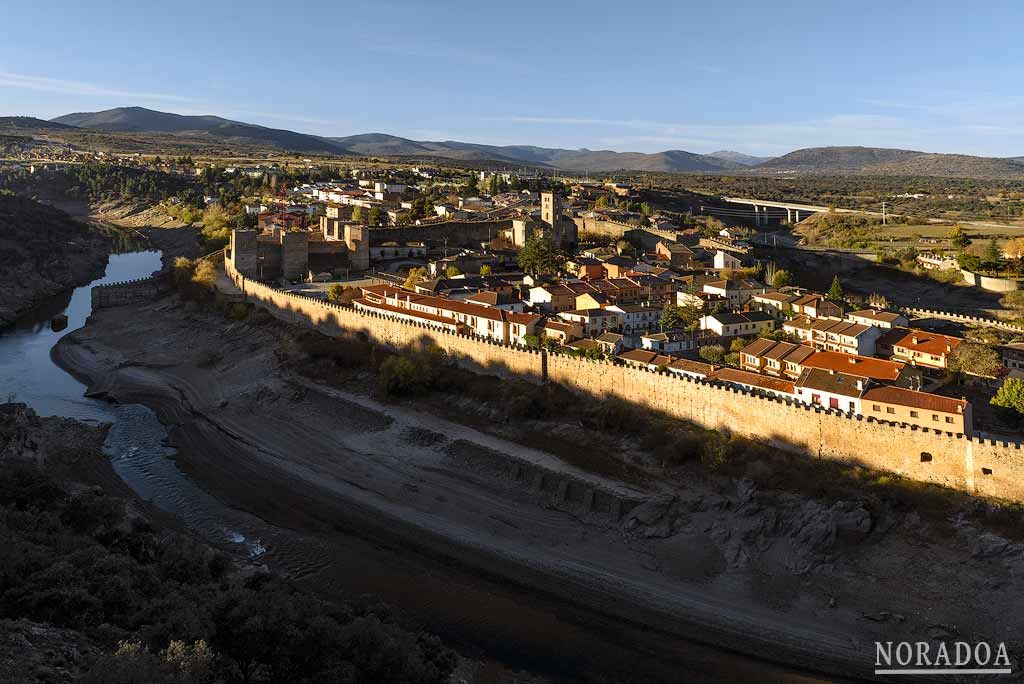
230,229,258,278
280,231,309,281
344,224,370,271
540,191,561,228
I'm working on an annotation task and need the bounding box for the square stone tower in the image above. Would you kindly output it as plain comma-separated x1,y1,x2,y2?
230,229,258,278
280,231,309,281
344,224,370,271
541,191,561,227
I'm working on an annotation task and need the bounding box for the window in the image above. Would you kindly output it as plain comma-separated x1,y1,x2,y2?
910,411,919,418
872,404,881,412
982,467,993,476
945,416,954,424
920,452,932,463
886,407,895,414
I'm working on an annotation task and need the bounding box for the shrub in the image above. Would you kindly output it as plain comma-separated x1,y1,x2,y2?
227,303,248,321
172,256,196,287
377,344,449,396
700,432,732,471
192,260,217,289
699,344,725,364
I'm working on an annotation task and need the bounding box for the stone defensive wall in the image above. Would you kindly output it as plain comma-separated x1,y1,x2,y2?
573,216,635,239
91,273,171,309
369,219,512,248
224,257,1024,503
905,307,1024,334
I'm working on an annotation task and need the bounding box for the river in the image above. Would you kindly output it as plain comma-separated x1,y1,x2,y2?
0,249,269,558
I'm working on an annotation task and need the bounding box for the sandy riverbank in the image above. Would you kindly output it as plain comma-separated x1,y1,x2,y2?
52,294,1024,682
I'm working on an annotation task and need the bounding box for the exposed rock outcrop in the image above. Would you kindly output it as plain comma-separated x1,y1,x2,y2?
0,196,109,325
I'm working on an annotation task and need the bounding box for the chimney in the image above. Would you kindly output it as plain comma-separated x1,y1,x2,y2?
946,340,952,353
911,335,919,345
848,356,856,364
856,379,864,391
829,368,836,375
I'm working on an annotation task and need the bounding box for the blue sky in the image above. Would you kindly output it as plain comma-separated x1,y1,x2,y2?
2,0,1023,157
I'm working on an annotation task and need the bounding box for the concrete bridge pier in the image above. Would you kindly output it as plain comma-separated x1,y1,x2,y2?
752,205,761,226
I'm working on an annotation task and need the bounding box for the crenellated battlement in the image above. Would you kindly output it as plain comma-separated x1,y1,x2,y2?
223,257,1024,502
92,273,171,309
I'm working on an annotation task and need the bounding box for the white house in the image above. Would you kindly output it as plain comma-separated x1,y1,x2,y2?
640,330,706,354
606,302,661,334
558,309,624,336
794,368,867,415
713,250,742,270
699,311,775,337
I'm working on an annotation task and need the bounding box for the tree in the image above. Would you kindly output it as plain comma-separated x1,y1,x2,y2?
699,344,725,364
1003,238,1024,260
769,269,792,289
948,223,971,248
368,207,386,227
516,233,564,277
445,265,462,278
982,238,1005,272
479,264,492,276
992,378,1024,419
595,195,609,209
868,292,889,309
403,266,427,290
948,342,1002,378
958,252,982,272
327,284,357,305
659,303,699,331
826,275,844,302
350,205,363,223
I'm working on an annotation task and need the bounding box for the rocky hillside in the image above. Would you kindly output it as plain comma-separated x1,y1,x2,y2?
0,196,109,325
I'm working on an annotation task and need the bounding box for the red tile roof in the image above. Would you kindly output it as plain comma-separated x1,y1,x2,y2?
884,329,962,356
712,367,795,394
802,351,905,381
862,386,967,414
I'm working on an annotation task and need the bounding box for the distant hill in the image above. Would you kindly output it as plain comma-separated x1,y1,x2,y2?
756,145,1024,178
0,116,77,131
330,133,744,172
755,146,924,173
35,107,1024,178
51,107,348,155
707,150,772,166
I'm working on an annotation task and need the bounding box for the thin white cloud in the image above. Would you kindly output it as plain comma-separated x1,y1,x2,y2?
0,71,190,102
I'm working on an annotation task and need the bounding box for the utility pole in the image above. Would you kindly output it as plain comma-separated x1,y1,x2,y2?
882,201,887,226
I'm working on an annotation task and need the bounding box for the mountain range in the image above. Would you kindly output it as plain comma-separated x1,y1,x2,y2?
2,106,1022,178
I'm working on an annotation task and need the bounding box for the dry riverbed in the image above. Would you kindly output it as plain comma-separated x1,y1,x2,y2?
52,294,1024,682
